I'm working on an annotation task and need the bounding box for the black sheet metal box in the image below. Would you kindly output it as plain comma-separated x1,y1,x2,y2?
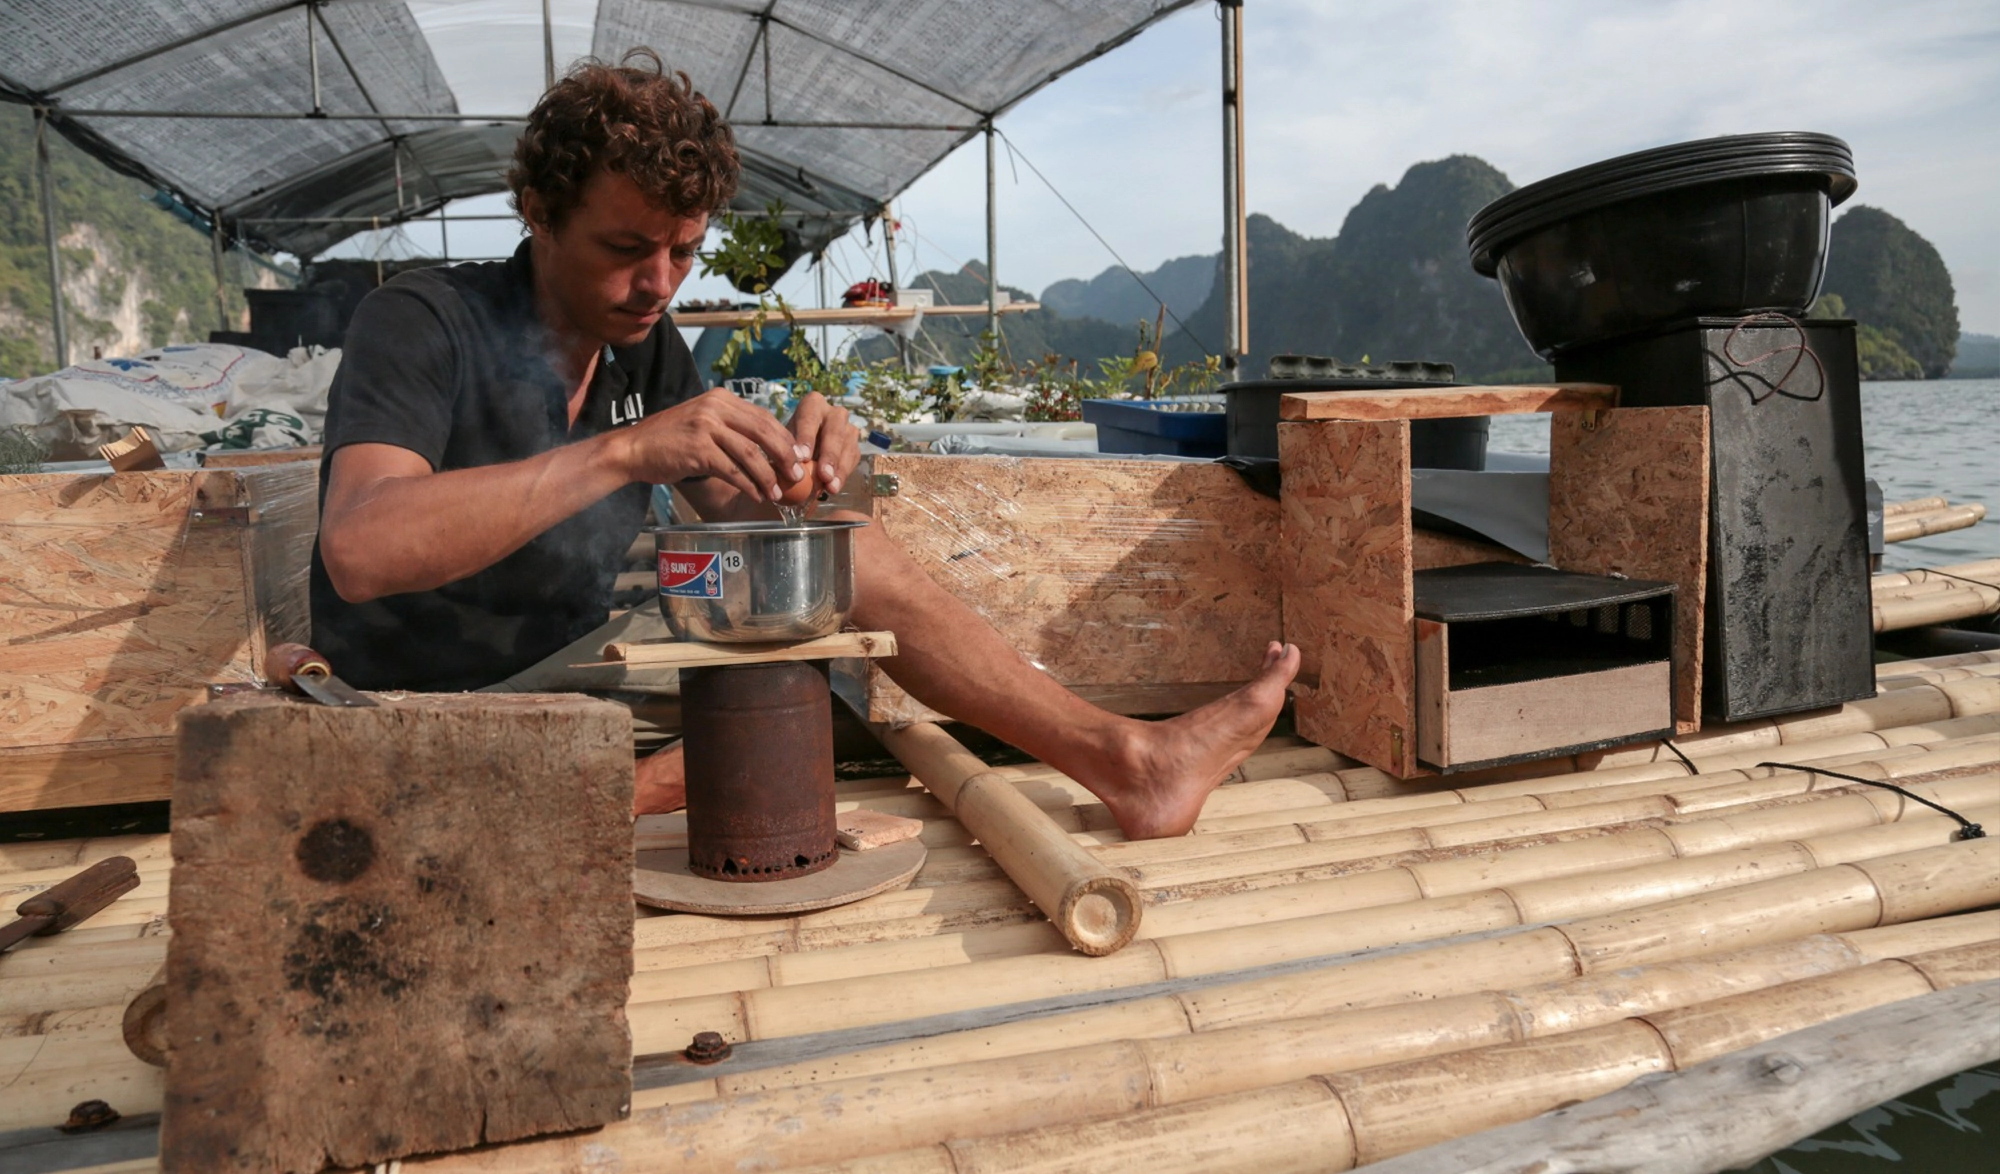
1555,317,1873,722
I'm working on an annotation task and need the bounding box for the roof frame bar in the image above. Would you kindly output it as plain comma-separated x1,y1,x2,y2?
721,2,775,120
43,0,307,95
640,0,989,118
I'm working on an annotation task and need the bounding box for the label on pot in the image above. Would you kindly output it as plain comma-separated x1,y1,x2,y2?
659,551,724,599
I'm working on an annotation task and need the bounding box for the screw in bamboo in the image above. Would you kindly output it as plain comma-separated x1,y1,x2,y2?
873,721,1143,956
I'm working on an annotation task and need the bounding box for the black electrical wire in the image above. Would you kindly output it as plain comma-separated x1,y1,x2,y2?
992,128,1215,357
1653,739,1982,840
1754,762,1986,841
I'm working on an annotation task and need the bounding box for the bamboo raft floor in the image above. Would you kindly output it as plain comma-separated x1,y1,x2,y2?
4,651,2000,1173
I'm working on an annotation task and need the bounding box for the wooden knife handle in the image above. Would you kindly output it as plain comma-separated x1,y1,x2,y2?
266,642,333,691
15,855,140,933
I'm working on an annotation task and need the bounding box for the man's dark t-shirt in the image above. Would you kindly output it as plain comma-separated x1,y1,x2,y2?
309,242,701,690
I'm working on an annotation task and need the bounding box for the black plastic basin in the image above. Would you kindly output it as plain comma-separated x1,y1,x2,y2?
1467,133,1856,358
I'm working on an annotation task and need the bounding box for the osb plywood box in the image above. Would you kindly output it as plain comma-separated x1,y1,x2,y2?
0,464,318,811
841,453,1285,723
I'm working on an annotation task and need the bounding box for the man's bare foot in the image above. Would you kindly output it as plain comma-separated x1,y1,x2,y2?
1077,641,1300,840
634,741,687,816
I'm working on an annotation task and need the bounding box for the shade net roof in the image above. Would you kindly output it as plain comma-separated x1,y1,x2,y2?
0,0,1196,258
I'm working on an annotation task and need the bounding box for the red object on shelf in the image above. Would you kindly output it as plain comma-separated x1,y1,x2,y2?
842,278,894,308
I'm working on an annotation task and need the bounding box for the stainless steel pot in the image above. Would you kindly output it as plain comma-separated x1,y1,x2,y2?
652,519,865,642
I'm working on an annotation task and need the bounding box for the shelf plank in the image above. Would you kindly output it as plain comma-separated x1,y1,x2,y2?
592,630,898,668
1278,383,1619,421
669,303,1039,329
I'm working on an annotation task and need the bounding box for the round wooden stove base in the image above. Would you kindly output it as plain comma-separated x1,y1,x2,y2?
633,839,926,916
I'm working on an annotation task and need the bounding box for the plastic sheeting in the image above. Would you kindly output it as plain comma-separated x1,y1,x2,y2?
0,1,1196,258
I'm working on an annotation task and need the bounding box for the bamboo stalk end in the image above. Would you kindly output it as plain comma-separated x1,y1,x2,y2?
1060,874,1144,956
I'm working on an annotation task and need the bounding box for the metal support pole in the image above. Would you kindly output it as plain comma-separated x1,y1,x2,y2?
392,141,405,210
33,111,69,368
816,255,830,364
1220,0,1247,363
210,217,231,333
985,121,1000,343
541,0,556,91
306,2,323,115
881,207,908,373
438,207,449,261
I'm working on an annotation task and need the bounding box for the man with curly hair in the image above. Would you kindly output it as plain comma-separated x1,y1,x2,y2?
311,53,1297,839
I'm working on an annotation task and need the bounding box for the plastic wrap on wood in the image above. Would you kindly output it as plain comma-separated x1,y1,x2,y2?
0,464,319,811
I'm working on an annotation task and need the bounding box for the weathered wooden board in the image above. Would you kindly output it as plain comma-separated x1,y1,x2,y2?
862,455,1283,720
0,466,317,810
161,692,635,1173
1279,419,1418,777
1279,383,1618,422
1429,661,1675,769
198,447,323,468
1548,407,1711,734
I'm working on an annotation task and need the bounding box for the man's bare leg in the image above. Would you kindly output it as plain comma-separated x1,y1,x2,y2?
635,743,686,816
843,517,1299,839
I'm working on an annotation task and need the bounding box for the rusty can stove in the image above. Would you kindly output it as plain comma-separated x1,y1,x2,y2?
680,660,838,881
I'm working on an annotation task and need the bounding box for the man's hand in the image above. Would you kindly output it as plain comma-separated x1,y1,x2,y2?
613,388,812,503
787,391,861,496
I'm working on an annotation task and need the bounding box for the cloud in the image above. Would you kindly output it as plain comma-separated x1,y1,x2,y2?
337,1,2000,333
892,0,2000,329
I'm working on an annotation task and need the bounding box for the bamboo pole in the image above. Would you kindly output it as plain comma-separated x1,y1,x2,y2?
874,721,1142,956
1877,648,2000,674
1363,976,2000,1174
822,951,2000,1174
605,774,1992,1005
620,819,1997,1051
1882,502,1985,542
1872,557,2000,589
1874,583,2000,632
394,933,2000,1174
1881,495,1950,517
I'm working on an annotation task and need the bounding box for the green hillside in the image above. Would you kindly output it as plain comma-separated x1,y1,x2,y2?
0,105,276,379
1820,205,1959,380
1162,157,1545,382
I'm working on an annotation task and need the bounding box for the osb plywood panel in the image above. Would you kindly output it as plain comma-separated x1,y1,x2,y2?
1413,528,1529,571
1279,383,1617,421
1548,407,1711,734
1278,419,1418,776
0,467,316,755
872,455,1283,689
855,660,1242,725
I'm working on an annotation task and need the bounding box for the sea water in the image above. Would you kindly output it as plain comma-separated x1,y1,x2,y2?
1487,378,2000,567
1489,378,2000,1168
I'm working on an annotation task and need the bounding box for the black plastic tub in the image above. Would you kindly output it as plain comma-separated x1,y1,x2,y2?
1224,377,1488,470
1467,132,1857,358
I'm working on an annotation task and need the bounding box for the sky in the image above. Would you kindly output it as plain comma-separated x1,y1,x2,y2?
343,0,2000,335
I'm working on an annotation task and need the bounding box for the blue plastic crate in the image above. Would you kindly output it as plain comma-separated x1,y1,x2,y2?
1080,397,1227,458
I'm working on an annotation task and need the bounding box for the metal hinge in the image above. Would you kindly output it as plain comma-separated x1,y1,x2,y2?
870,473,901,497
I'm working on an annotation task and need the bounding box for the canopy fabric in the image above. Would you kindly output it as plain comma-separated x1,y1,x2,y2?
0,0,1197,258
